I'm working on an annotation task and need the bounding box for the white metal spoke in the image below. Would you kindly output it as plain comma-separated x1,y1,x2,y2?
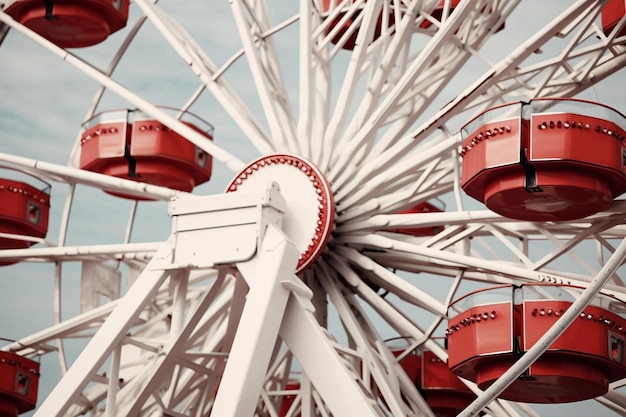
212,224,299,417
327,0,518,186
318,272,430,417
132,0,274,158
230,0,299,153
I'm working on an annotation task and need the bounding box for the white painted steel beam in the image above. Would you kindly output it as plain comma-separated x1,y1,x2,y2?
33,241,176,416
230,0,299,153
280,287,387,417
211,224,299,417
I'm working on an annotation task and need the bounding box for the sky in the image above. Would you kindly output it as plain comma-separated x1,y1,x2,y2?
1,1,626,416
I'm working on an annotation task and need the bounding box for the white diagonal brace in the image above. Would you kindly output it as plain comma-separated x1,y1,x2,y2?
211,223,299,417
119,269,230,416
33,239,177,417
280,292,386,417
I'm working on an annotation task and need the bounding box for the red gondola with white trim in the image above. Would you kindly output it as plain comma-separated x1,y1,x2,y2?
0,170,50,265
447,284,626,403
2,0,129,48
460,99,626,221
387,338,475,417
80,108,213,200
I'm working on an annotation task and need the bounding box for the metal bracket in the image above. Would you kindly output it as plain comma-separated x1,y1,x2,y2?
168,181,286,268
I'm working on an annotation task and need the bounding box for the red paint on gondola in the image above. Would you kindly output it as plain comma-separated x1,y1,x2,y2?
388,339,476,417
0,352,40,416
460,99,626,221
278,381,301,417
447,285,626,403
4,0,129,48
602,0,626,37
0,177,50,266
421,350,475,417
80,112,213,200
321,0,388,50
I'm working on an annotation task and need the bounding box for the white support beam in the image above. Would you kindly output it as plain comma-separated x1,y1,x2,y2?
280,290,386,417
211,224,299,417
33,240,176,417
119,270,230,416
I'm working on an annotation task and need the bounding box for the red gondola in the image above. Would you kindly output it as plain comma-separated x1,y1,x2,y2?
80,108,213,200
3,0,129,48
460,98,626,221
387,338,475,417
447,284,626,403
387,201,445,237
421,350,475,417
602,0,626,37
0,171,50,266
322,1,502,50
0,352,40,417
278,381,301,417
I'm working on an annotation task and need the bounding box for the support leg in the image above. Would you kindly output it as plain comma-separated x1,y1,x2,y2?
280,292,385,417
211,224,299,417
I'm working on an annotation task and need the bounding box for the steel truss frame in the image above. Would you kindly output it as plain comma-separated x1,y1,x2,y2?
1,1,626,416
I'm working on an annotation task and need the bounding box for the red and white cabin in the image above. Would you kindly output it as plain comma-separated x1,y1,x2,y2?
3,0,129,48
387,338,475,417
80,108,213,200
278,381,301,417
0,352,40,416
447,284,626,403
386,201,445,237
460,98,626,221
0,171,50,266
321,0,388,50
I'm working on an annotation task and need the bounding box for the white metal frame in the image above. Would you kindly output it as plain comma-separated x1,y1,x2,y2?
1,0,626,416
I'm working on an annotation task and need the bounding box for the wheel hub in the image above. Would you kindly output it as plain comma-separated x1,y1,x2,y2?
226,154,334,274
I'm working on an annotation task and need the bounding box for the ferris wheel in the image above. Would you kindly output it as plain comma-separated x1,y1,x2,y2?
1,0,626,416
